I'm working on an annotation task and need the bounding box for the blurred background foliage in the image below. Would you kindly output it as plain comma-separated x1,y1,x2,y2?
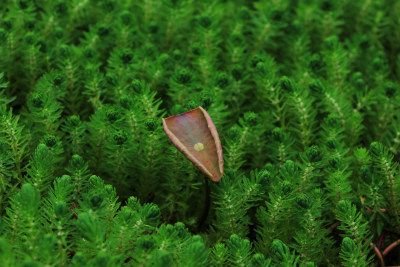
1,0,400,265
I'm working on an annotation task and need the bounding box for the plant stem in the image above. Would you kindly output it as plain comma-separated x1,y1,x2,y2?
383,238,400,256
369,242,384,267
198,179,210,232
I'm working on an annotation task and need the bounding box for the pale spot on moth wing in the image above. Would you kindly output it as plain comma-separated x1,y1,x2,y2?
194,142,205,152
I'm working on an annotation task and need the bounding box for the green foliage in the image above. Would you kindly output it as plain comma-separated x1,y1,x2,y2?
1,0,400,265
340,237,368,267
335,200,373,266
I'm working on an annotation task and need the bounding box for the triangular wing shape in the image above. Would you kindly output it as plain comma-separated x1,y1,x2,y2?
162,106,224,182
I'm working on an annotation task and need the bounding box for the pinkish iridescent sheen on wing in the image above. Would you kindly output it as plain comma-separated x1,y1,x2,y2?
162,107,224,182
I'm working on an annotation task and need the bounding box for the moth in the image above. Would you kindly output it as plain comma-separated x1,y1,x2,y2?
162,106,224,182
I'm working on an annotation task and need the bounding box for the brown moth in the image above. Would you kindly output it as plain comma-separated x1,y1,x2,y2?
162,106,224,182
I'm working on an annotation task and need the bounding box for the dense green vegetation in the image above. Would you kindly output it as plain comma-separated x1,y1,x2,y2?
1,0,400,266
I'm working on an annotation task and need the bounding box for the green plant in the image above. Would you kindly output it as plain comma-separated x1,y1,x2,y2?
1,0,400,265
